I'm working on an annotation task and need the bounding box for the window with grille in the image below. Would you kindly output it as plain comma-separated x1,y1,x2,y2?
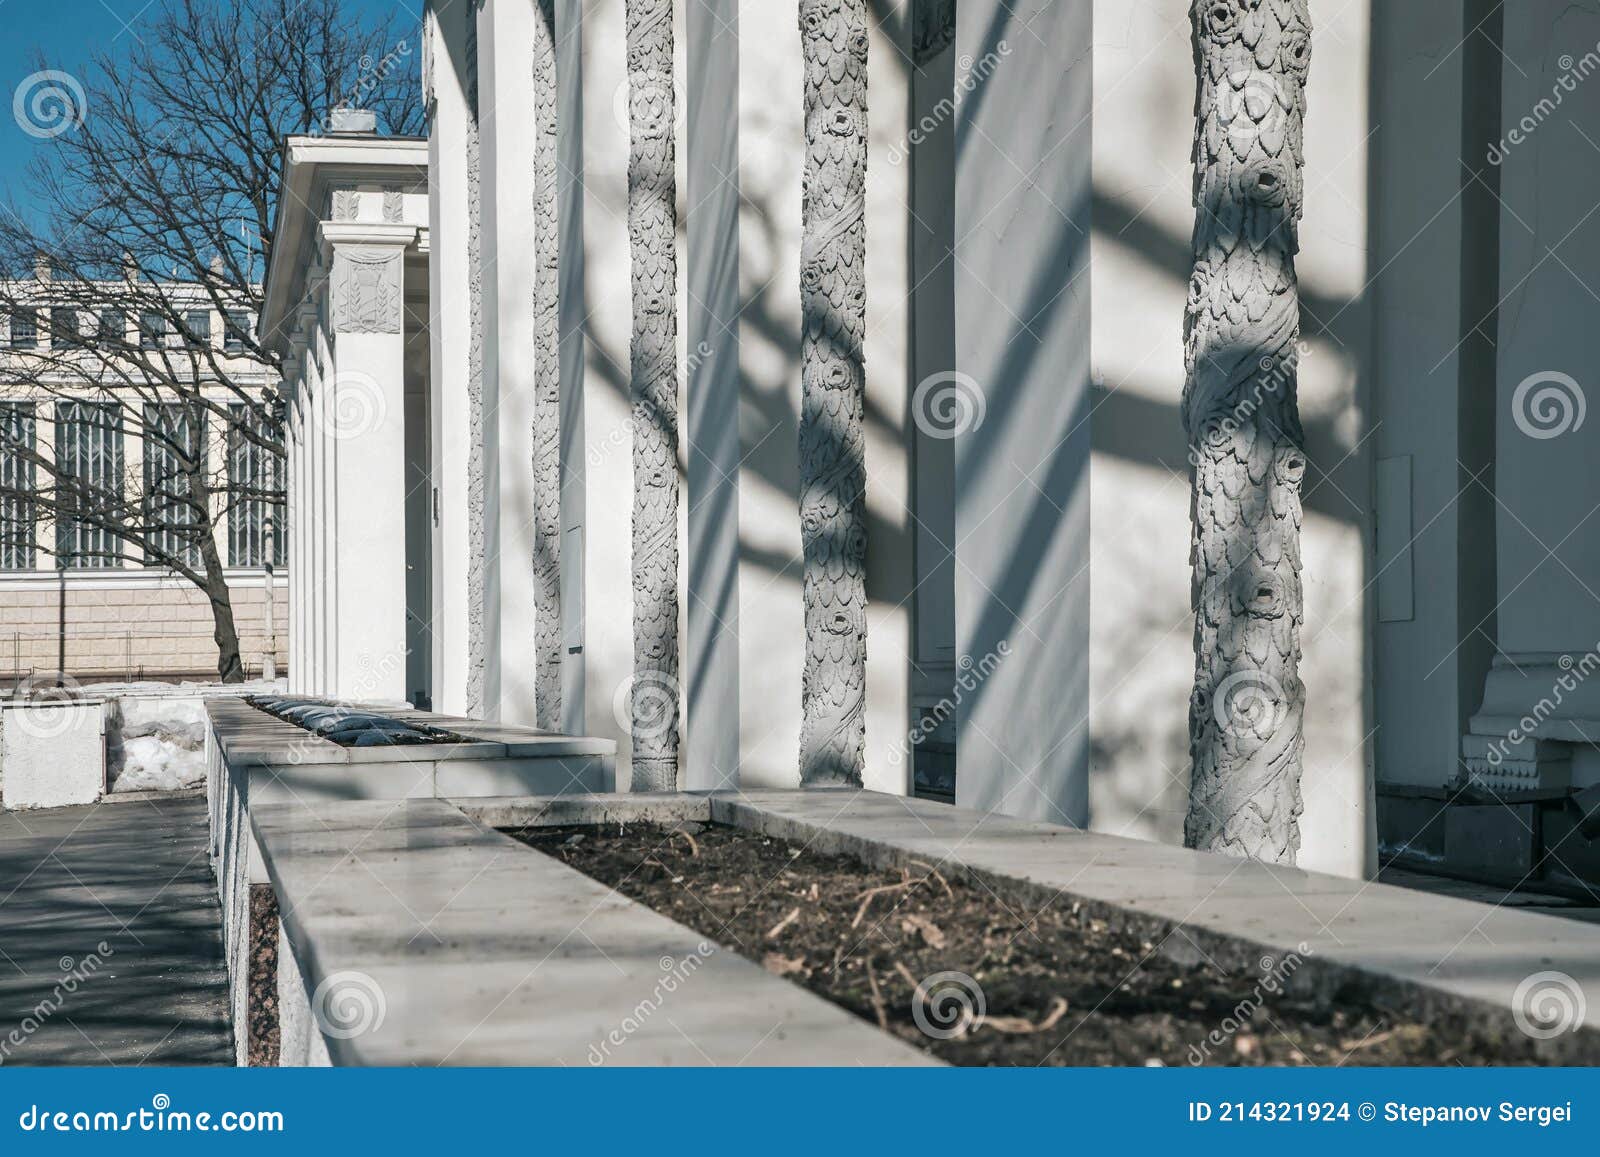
222,310,249,355
50,308,80,347
228,404,284,567
0,403,36,569
224,310,250,353
55,400,123,568
98,308,125,348
9,310,38,349
184,309,211,347
139,311,167,350
142,402,206,569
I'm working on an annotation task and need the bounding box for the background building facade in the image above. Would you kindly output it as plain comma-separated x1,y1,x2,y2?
0,279,285,684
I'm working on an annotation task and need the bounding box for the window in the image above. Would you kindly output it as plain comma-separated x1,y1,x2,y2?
184,309,211,347
50,307,80,347
98,308,125,348
139,311,167,350
0,403,36,569
142,402,206,569
227,404,284,567
55,400,123,568
223,310,250,353
9,310,38,349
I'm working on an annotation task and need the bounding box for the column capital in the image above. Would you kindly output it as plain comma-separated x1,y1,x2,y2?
317,223,421,336
316,221,421,251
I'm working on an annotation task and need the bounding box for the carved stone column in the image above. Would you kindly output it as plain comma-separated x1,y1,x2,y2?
1181,0,1312,863
532,0,563,732
464,0,488,716
798,0,869,786
627,0,681,790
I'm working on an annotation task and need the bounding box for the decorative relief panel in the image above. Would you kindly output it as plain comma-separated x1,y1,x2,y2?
330,188,359,222
329,247,403,334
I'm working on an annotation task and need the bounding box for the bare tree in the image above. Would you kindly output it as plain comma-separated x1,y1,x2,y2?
1181,0,1312,862
0,0,421,682
627,0,681,790
798,0,869,785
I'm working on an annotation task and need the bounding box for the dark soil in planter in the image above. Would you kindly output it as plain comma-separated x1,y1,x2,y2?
247,884,280,1067
508,822,1565,1067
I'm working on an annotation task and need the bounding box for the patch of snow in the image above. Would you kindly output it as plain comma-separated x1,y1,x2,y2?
95,679,287,794
111,734,206,793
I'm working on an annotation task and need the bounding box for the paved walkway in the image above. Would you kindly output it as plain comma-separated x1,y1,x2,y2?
0,797,232,1065
1379,864,1600,923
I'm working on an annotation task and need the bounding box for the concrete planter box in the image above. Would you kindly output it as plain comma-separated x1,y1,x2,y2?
224,788,1600,1067
0,697,106,809
204,698,617,1066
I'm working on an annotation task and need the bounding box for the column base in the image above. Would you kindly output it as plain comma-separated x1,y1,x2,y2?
1462,652,1600,794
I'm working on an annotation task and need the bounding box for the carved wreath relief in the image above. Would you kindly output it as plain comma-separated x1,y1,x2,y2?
798,0,869,786
628,0,681,790
532,0,563,731
330,248,402,334
1182,0,1311,863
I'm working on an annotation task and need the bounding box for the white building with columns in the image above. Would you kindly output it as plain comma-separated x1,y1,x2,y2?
260,0,1600,894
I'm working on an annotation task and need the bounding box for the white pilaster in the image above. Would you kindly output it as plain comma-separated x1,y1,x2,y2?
479,0,541,724
320,223,416,702
287,369,303,693
311,313,331,696
427,1,475,715
685,0,740,788
953,0,1092,825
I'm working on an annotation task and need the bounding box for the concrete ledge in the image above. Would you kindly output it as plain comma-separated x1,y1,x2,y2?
205,698,618,1064
206,698,616,804
253,797,933,1066
240,786,1600,1065
451,792,712,829
207,698,616,768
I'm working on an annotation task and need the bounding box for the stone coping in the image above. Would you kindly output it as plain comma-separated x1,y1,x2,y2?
207,697,616,766
452,791,712,829
253,796,933,1066
479,789,1600,1060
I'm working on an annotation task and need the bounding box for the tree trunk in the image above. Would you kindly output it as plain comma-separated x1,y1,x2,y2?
627,0,681,790
798,0,869,786
532,0,563,732
198,530,245,683
1182,0,1312,862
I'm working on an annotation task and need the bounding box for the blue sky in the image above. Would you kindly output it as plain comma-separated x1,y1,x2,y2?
0,0,420,225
